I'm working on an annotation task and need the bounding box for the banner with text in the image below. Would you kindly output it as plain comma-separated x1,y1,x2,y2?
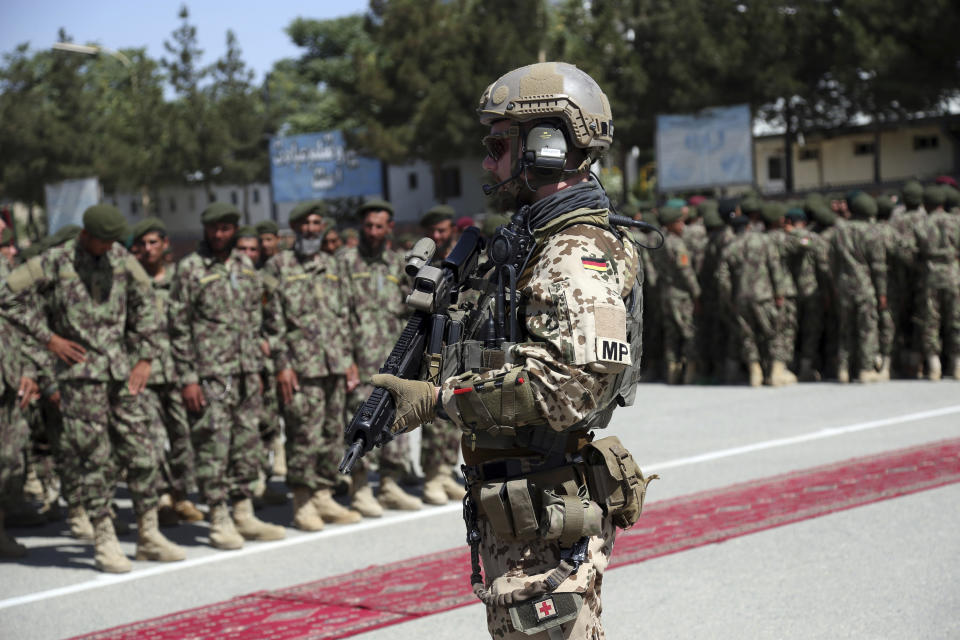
269,131,383,203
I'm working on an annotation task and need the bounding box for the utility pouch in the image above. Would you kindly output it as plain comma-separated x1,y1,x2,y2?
538,489,603,546
582,436,658,529
479,479,539,541
508,593,583,635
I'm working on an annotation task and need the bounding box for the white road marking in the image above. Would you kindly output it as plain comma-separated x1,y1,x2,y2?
2,403,958,612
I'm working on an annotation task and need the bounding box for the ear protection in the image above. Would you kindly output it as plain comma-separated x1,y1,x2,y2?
523,124,568,181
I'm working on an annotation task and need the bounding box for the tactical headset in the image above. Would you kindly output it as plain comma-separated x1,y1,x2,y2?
483,120,590,196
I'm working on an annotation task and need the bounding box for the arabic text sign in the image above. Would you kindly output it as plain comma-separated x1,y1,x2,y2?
270,131,382,202
656,104,753,191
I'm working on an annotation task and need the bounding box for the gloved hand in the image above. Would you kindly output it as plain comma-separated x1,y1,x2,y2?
371,374,437,434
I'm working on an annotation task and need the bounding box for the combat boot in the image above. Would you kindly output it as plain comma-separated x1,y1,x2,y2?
271,437,287,477
683,361,698,385
172,494,204,523
208,503,243,550
0,508,28,559
770,361,797,387
92,514,131,573
232,498,286,541
837,367,850,384
440,465,466,501
748,362,763,387
378,475,422,511
422,466,450,505
857,369,880,384
952,357,960,381
927,355,942,381
135,507,186,562
291,486,325,531
877,357,891,382
67,504,94,541
349,470,383,518
312,488,361,524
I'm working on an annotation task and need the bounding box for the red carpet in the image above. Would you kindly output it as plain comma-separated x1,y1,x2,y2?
73,438,960,640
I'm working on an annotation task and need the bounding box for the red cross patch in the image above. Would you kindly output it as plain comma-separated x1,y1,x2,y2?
535,597,557,621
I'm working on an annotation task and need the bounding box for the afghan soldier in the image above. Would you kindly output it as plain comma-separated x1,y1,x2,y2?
417,205,467,505
130,218,203,525
761,202,799,386
873,196,909,380
169,203,285,550
829,192,887,383
914,185,960,379
655,206,700,384
890,180,927,376
698,199,734,382
262,201,363,530
341,199,422,514
1,205,185,572
256,220,281,265
683,198,708,274
783,208,829,381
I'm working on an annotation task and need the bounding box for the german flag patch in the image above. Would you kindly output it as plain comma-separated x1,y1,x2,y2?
581,256,608,272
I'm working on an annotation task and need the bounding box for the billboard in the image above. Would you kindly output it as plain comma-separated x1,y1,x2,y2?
269,131,383,203
655,104,754,192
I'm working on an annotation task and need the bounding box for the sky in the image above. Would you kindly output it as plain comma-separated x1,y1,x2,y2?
0,0,370,82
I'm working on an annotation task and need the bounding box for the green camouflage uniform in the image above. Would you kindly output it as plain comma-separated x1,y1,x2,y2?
698,225,734,377
0,259,33,510
0,239,162,520
915,210,960,358
767,228,799,365
784,228,829,367
873,220,911,363
655,232,700,369
262,248,353,490
169,244,265,506
890,206,927,364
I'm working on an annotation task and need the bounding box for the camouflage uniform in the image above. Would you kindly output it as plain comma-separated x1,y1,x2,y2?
873,219,911,367
915,209,960,361
698,225,733,378
655,232,700,379
0,239,161,520
784,228,829,370
0,259,32,512
890,204,928,369
169,244,265,506
262,248,353,490
767,228,799,366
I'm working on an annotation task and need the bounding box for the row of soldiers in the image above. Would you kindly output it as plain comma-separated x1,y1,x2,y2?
636,179,960,386
0,198,471,569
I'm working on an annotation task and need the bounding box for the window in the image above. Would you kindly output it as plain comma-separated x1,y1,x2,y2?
435,166,461,199
798,148,819,161
408,172,418,190
231,191,238,205
252,188,260,204
767,156,783,181
130,198,138,215
853,142,875,156
914,135,939,151
169,197,177,213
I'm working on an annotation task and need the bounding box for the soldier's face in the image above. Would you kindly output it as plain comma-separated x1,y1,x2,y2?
260,233,280,256
362,211,393,249
0,243,16,266
80,230,115,257
204,222,236,253
322,229,341,254
235,237,260,263
426,219,454,250
135,231,168,267
296,214,325,239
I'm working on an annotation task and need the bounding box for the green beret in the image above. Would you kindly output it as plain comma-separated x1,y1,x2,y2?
659,206,684,225
923,185,945,210
807,201,836,227
760,202,786,225
902,180,923,209
0,228,13,245
942,186,960,210
131,217,166,241
420,204,455,228
355,198,394,219
201,202,240,225
665,198,686,209
740,195,762,215
235,225,259,239
785,207,807,223
848,192,878,219
255,220,279,236
703,207,724,229
289,200,326,225
82,204,128,242
341,228,359,240
875,196,894,220
696,199,718,220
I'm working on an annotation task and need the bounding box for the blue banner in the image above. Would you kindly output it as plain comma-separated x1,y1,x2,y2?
269,131,383,203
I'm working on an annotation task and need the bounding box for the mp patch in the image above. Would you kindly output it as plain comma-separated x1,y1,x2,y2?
581,256,608,272
597,337,631,364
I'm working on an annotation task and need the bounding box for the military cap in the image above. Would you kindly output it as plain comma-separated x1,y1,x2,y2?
687,195,706,208
201,202,241,225
235,225,259,239
848,192,877,219
702,207,724,230
875,196,894,220
456,216,475,231
322,216,336,229
665,198,686,209
901,180,923,209
49,225,82,248
922,185,945,210
341,228,359,240
697,198,718,219
420,204,455,228
785,207,807,223
256,220,279,236
935,175,958,189
659,206,684,225
942,185,960,210
740,194,762,215
82,204,128,241
355,198,394,218
289,200,326,225
131,217,166,241
760,202,786,225
0,227,13,245
718,198,739,221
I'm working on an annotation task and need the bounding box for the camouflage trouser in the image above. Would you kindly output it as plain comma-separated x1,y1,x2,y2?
641,282,662,377
661,294,696,365
420,416,460,470
141,384,195,496
258,370,282,476
479,516,616,640
59,380,160,520
282,375,346,490
189,374,262,506
0,388,30,509
837,294,880,372
733,298,777,364
920,285,960,357
697,295,727,377
348,384,412,476
796,294,824,364
773,297,797,364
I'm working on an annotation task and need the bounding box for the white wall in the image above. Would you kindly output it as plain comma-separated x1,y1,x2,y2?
386,157,487,225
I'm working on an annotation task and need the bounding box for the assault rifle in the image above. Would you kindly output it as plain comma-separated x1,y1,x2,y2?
339,227,487,474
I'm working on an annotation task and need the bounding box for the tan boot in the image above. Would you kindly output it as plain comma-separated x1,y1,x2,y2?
0,508,28,559
770,361,797,387
927,355,942,381
92,514,131,573
312,488,361,524
952,357,960,381
208,503,243,550
837,367,850,384
135,507,186,562
748,362,763,387
173,498,204,523
877,357,891,382
157,493,179,527
67,505,94,541
23,466,43,500
233,498,286,541
422,466,449,505
349,469,383,518
665,361,683,385
378,475,422,511
291,486,324,531
857,369,879,384
440,465,466,501
272,437,287,477
683,361,697,385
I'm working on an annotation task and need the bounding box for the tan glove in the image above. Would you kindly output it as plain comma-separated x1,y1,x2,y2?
371,374,436,434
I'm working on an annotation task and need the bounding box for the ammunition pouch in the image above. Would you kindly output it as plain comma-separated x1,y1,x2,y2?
582,436,657,529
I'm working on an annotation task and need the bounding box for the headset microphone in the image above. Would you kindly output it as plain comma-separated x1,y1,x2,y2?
482,170,522,195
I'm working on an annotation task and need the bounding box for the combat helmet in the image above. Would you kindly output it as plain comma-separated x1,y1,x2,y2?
478,62,613,192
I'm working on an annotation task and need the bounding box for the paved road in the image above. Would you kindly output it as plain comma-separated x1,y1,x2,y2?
1,380,958,639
